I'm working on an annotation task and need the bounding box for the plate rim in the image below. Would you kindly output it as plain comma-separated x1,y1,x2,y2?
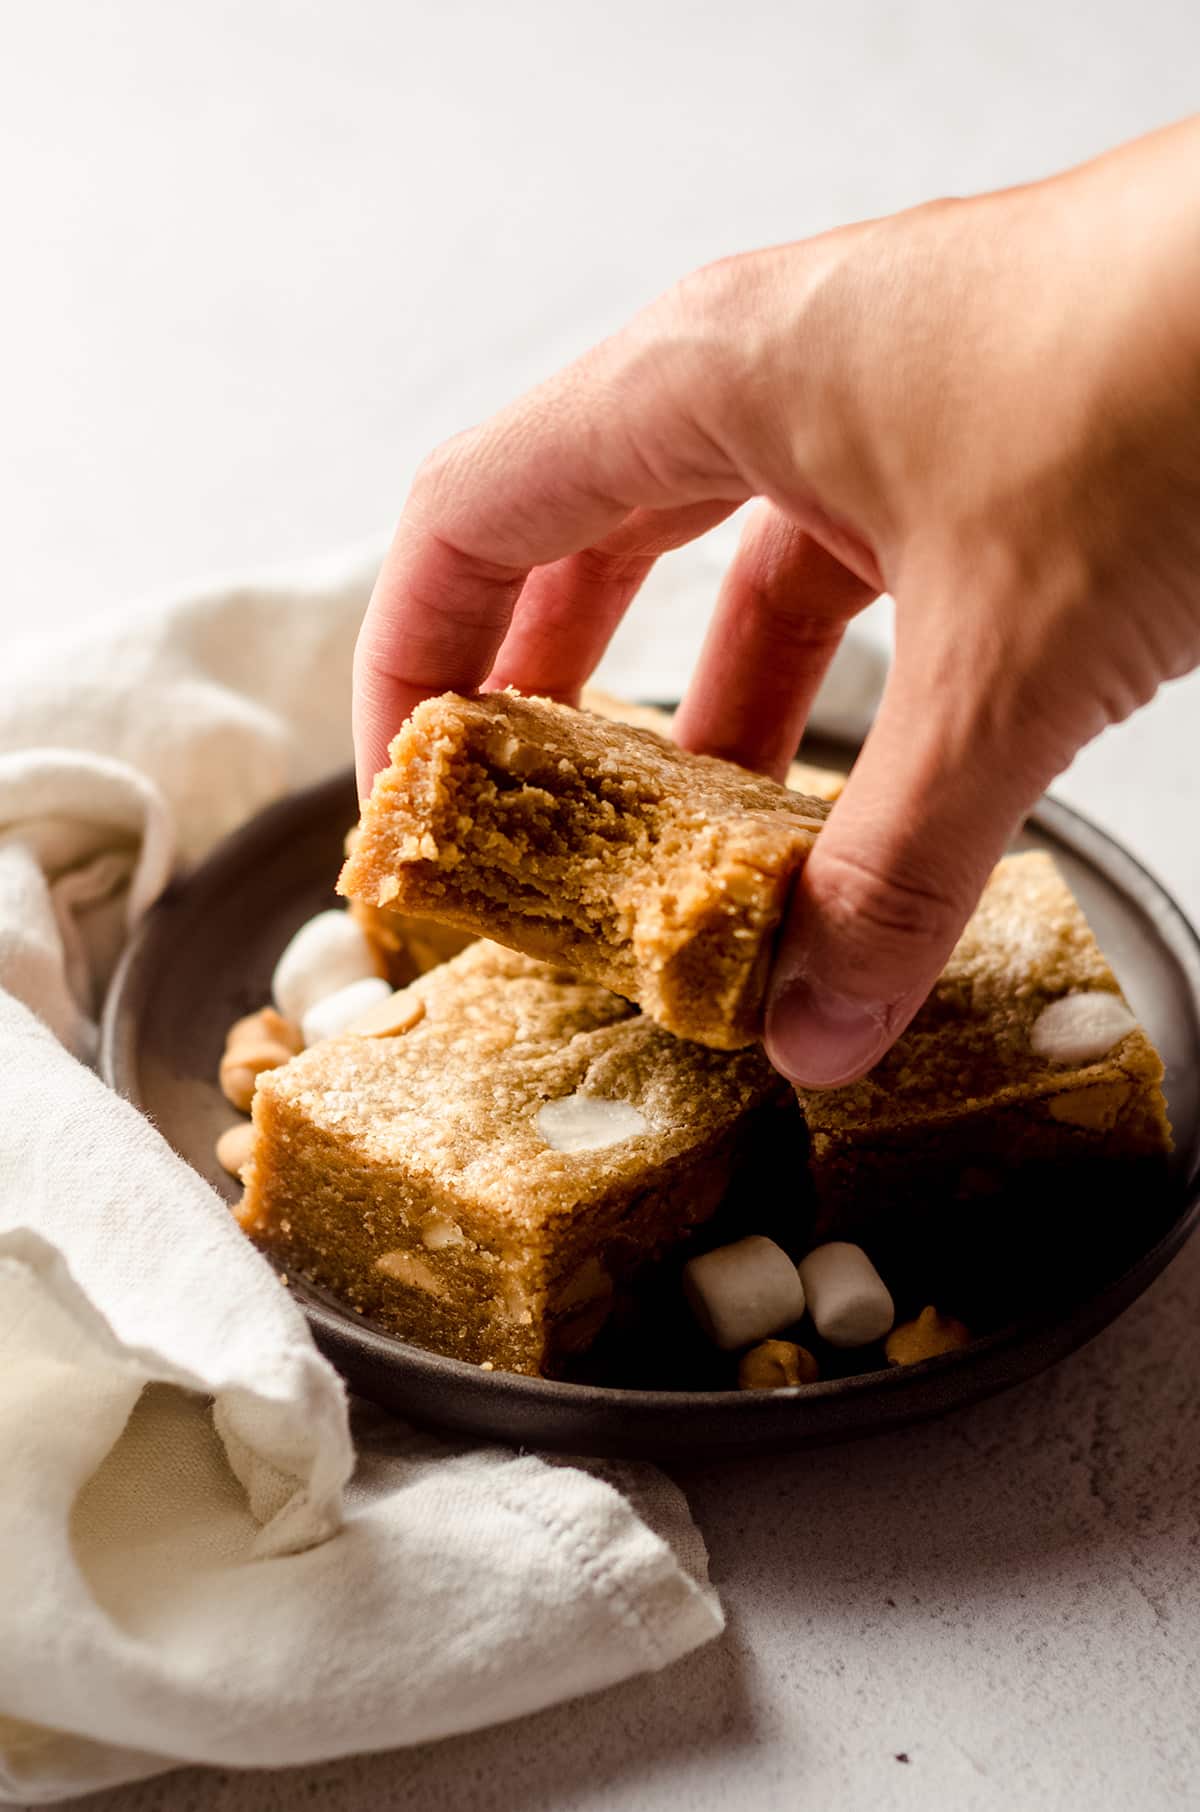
99,772,1200,1437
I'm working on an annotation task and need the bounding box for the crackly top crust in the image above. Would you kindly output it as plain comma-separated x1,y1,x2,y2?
800,850,1168,1135
350,686,829,855
253,940,785,1228
339,689,830,1049
579,687,847,803
344,690,845,989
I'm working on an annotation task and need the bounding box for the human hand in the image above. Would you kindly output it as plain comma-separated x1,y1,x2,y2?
354,117,1200,1086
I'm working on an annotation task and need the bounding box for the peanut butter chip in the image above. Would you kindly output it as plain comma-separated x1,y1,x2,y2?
218,1042,295,1113
215,1121,256,1178
346,986,427,1038
227,1007,303,1054
738,1339,819,1390
219,1004,303,1111
1047,1080,1133,1130
885,1306,971,1366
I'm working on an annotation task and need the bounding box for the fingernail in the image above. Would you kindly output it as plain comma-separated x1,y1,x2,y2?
765,975,893,1088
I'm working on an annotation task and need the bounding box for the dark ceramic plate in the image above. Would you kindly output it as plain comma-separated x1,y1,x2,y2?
100,745,1200,1457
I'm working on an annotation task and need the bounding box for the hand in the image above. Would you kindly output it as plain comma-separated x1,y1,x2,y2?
354,118,1200,1087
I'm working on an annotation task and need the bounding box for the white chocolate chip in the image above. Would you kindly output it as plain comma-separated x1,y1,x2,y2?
300,975,394,1045
536,1093,649,1154
272,910,382,1023
683,1236,806,1351
485,727,542,775
497,1277,535,1326
375,1249,447,1298
1029,991,1137,1065
420,1213,466,1251
798,1242,894,1349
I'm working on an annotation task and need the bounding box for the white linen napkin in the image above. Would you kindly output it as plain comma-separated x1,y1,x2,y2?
0,536,888,1805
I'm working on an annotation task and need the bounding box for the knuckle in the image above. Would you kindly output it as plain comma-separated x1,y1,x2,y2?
670,252,753,324
411,435,466,504
743,586,845,656
812,844,967,959
570,543,652,589
407,540,523,632
662,255,759,381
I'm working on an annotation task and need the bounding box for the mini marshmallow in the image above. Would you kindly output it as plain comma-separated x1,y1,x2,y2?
683,1235,806,1351
1029,991,1138,1065
798,1242,894,1349
301,975,395,1045
536,1094,649,1154
272,910,382,1023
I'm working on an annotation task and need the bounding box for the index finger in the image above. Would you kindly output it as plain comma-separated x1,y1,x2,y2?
351,312,751,795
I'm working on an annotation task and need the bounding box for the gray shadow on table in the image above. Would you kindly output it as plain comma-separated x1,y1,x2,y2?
675,1204,1200,1630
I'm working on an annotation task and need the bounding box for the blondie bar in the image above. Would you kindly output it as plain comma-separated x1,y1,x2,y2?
241,940,797,1375
798,851,1173,1254
340,690,829,1050
345,688,844,990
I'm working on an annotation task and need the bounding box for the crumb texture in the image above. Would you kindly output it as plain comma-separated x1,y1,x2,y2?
340,690,828,1049
242,939,794,1374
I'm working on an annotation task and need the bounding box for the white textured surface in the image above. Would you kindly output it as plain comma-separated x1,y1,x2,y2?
5,2,1200,1807
0,571,726,1803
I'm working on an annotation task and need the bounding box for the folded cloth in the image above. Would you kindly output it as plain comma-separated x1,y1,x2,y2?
0,537,888,1804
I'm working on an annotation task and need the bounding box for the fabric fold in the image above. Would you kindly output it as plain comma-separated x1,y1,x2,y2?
0,547,764,1804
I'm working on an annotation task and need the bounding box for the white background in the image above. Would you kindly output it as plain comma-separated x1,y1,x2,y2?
4,4,1200,1809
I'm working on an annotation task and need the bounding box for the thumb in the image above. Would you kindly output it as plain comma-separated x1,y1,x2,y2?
764,636,1056,1088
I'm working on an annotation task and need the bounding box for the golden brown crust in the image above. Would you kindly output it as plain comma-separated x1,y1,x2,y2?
339,689,829,1049
579,687,847,802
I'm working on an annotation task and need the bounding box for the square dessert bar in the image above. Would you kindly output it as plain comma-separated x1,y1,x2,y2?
340,690,830,1050
798,850,1173,1252
342,689,844,989
345,690,844,992
241,940,796,1375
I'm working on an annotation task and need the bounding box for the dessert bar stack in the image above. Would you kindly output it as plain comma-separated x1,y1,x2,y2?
239,690,1172,1377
